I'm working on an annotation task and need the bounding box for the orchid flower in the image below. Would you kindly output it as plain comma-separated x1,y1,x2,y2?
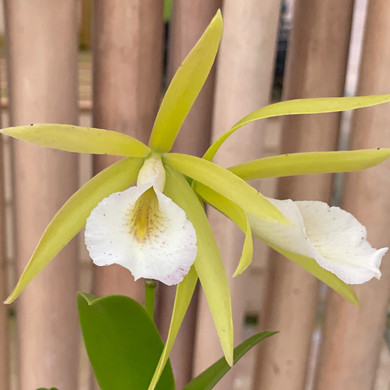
2,11,390,386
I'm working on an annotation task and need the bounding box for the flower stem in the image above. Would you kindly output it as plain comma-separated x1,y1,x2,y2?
145,279,157,320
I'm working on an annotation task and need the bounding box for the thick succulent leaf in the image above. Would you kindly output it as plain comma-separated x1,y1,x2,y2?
229,149,390,180
204,95,390,161
194,182,253,276
1,124,150,157
5,157,143,303
164,153,290,225
164,165,234,365
77,293,174,390
183,331,277,390
266,242,359,306
148,268,198,390
148,11,223,152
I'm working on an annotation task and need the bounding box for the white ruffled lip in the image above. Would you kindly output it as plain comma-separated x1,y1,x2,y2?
84,184,197,286
249,198,387,285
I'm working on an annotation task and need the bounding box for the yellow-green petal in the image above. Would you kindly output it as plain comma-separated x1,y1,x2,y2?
148,10,223,152
204,95,390,161
195,182,253,276
266,243,359,306
164,153,290,225
148,268,198,390
229,149,390,180
164,165,234,366
5,157,143,304
1,124,150,157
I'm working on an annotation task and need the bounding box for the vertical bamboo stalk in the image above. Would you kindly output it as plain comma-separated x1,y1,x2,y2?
316,2,390,389
155,2,221,388
253,1,354,389
192,2,282,389
4,1,79,389
92,0,163,300
0,97,9,390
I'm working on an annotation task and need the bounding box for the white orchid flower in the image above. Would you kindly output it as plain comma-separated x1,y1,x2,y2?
85,155,197,286
249,198,387,284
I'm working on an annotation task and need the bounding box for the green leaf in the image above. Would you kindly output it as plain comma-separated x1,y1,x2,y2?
194,183,253,276
1,124,150,157
266,243,359,306
183,332,277,390
148,267,198,390
35,388,58,390
164,153,290,225
229,149,390,180
148,11,223,152
77,293,174,390
204,95,390,161
5,157,143,303
164,165,234,365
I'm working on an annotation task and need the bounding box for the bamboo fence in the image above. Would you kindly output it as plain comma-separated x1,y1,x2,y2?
0,0,389,389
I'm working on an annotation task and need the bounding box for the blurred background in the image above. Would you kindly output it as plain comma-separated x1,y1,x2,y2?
1,0,390,389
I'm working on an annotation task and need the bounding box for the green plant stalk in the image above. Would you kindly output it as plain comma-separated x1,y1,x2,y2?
145,279,157,320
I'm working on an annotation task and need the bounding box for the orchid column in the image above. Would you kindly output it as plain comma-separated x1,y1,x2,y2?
4,1,79,388
254,1,354,389
316,1,390,388
92,0,163,300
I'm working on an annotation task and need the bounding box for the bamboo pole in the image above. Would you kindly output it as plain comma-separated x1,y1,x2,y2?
0,92,9,390
155,2,221,388
92,0,163,301
315,2,390,388
192,2,282,389
4,1,79,389
253,1,354,389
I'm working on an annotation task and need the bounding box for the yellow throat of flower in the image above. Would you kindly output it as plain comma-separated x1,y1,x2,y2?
129,187,163,242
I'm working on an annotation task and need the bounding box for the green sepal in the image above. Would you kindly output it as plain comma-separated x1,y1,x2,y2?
204,95,390,161
194,182,253,276
229,149,390,180
5,157,143,303
1,124,150,157
164,165,234,366
148,11,223,152
148,268,198,390
77,293,175,390
266,242,359,306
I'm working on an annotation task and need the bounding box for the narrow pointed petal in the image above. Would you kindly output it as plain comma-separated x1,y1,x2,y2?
148,268,198,390
164,165,234,366
195,183,253,276
5,157,143,304
229,149,390,180
249,198,386,285
85,186,197,285
148,11,223,152
204,95,390,161
1,124,150,157
164,153,290,225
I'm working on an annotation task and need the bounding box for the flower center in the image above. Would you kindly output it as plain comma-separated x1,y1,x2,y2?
128,187,163,242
